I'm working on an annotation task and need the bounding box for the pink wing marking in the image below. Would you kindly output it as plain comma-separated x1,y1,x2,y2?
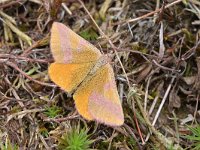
76,37,85,52
88,92,123,125
57,23,72,63
76,37,92,52
104,80,115,90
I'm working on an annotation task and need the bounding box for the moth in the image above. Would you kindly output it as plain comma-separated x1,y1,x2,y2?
48,22,124,126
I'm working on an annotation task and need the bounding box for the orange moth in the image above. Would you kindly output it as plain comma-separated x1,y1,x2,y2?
48,22,124,126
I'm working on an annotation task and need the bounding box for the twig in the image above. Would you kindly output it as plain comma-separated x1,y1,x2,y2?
152,59,178,72
145,76,176,142
152,76,175,126
0,0,22,8
62,3,72,15
39,134,51,150
29,0,42,5
99,0,113,19
189,0,200,6
159,22,165,58
144,76,151,111
134,109,145,145
44,115,79,122
5,61,55,87
0,10,16,25
4,76,25,108
153,0,160,22
7,108,44,123
122,0,182,24
21,35,49,56
123,124,143,150
0,54,49,63
148,95,159,115
2,19,32,46
192,87,200,124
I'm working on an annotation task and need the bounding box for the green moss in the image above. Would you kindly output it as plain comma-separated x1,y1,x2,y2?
58,127,93,150
184,125,200,150
0,139,19,150
44,105,62,118
79,28,98,41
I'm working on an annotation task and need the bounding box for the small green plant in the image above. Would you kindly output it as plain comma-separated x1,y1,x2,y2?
185,125,200,150
0,139,19,150
40,127,49,138
58,127,93,150
127,137,136,149
80,28,98,41
44,105,61,118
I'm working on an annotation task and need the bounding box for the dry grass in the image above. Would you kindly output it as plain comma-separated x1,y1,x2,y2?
0,0,200,149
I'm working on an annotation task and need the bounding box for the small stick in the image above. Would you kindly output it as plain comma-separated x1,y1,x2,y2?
152,59,178,72
44,115,79,122
123,124,143,150
144,76,151,111
6,61,55,87
159,22,165,58
148,95,159,116
7,108,44,123
152,76,175,126
3,19,32,46
0,53,49,63
134,109,145,145
145,76,176,142
153,0,160,22
0,0,22,8
61,3,72,15
120,0,182,24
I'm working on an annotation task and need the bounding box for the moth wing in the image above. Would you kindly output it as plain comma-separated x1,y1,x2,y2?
51,22,101,64
48,62,94,93
73,64,124,126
